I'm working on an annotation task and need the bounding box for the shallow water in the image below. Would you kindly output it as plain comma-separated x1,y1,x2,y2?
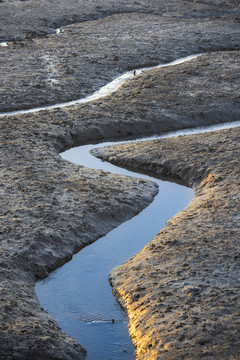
35,116,240,359
35,138,194,359
35,117,240,359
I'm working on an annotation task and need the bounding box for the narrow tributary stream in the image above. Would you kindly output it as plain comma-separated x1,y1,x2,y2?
35,122,240,360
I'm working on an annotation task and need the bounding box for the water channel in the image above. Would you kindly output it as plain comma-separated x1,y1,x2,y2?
35,120,240,360
35,138,193,359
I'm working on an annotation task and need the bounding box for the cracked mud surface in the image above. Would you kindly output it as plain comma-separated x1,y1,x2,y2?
0,0,240,359
94,127,240,359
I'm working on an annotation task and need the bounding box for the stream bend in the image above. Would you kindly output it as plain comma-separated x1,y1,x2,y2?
36,139,194,360
35,119,240,360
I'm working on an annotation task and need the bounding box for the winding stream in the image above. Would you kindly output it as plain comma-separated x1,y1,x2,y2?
36,139,193,359
6,51,235,359
35,121,240,359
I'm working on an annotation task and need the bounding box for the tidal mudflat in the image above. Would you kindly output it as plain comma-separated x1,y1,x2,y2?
0,0,240,359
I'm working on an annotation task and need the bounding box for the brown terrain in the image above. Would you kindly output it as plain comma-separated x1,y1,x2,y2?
0,0,239,359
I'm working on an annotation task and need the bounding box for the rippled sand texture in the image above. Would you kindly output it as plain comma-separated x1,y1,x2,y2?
0,0,240,359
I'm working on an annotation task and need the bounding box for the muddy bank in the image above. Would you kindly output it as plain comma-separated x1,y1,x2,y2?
93,127,240,359
0,111,159,359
